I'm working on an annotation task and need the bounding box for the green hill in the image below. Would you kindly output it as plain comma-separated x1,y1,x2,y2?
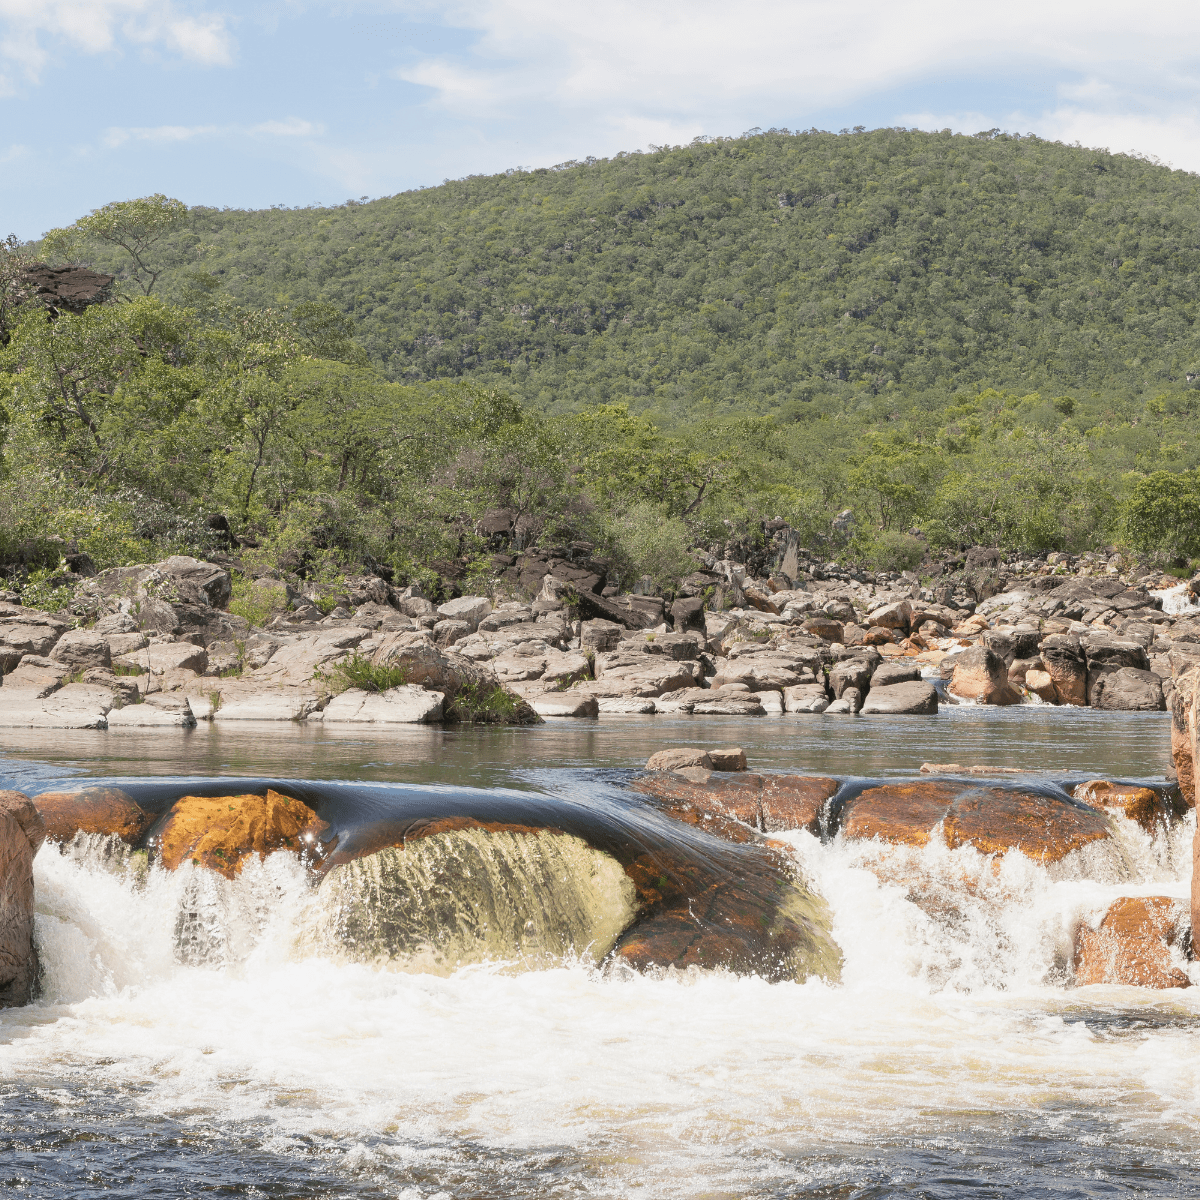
70,127,1200,423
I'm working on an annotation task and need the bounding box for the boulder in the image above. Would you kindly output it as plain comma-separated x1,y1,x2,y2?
211,687,322,722
709,747,747,771
1074,897,1191,988
860,680,939,715
596,697,657,714
0,617,67,668
829,658,873,699
0,791,46,1007
671,595,707,632
106,694,196,727
321,685,444,724
114,642,208,676
0,655,67,698
34,786,153,845
48,629,112,671
581,619,624,653
870,660,922,687
436,595,492,631
1087,667,1165,712
1071,780,1180,832
1040,634,1087,705
949,646,1021,705
531,693,599,718
632,772,837,836
867,600,912,632
691,694,765,716
710,654,809,692
838,781,1111,861
433,618,472,647
802,617,843,642
1025,669,1058,703
646,748,713,772
783,683,830,713
156,789,326,877
0,682,112,728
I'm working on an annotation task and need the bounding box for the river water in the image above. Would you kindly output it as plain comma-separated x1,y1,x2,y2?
1,709,1197,1198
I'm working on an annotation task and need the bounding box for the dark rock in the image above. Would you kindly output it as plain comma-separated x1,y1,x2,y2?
1088,667,1166,711
0,790,45,1007
21,264,114,314
1039,634,1087,706
671,595,706,631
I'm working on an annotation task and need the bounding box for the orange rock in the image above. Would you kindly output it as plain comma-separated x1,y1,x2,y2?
1072,780,1168,832
759,776,839,834
840,781,1112,862
155,789,327,877
1171,723,1194,807
35,787,154,846
1074,896,1191,988
943,788,1110,862
863,627,895,646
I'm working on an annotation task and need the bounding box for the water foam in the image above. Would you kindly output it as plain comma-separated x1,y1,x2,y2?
4,810,1198,1197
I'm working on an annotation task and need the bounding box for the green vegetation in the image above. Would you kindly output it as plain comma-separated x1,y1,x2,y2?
2,128,1200,598
317,651,408,694
444,682,536,725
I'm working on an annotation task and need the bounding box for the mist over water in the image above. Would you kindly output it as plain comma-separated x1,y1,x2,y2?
2,710,1197,1198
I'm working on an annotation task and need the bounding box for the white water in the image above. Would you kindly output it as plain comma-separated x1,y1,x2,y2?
1152,582,1200,616
3,808,1197,1197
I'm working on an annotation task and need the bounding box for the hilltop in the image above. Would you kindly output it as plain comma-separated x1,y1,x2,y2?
70,127,1200,424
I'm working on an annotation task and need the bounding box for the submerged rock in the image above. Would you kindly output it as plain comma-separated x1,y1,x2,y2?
1074,897,1191,989
0,790,45,1007
1071,780,1185,832
35,787,155,845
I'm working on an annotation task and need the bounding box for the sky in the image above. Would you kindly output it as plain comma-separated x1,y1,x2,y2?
3,0,1200,240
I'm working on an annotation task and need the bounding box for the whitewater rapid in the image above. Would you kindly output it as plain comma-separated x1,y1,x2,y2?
3,803,1196,1198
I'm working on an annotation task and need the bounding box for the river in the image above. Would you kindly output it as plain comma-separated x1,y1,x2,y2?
1,709,1196,1198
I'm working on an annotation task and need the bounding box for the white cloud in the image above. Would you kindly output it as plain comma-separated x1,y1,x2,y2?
388,0,1200,168
250,117,323,137
102,122,218,147
0,0,233,83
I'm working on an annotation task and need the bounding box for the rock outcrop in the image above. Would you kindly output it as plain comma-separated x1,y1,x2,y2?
0,791,46,1007
1074,897,1191,988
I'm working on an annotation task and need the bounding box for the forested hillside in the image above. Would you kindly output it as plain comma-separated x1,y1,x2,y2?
4,129,1200,612
64,128,1200,423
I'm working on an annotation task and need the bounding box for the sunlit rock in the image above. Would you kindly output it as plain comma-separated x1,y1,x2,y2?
1074,896,1191,988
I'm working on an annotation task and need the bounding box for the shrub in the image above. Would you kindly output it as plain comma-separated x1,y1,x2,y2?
1122,470,1200,562
316,651,408,694
867,532,926,573
444,682,540,724
602,502,699,592
228,575,288,628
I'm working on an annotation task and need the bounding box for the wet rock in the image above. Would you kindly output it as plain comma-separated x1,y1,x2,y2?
1074,897,1191,988
646,748,714,772
1040,634,1087,706
631,772,838,836
860,680,939,715
34,786,154,845
949,646,1020,705
155,789,327,877
1071,780,1181,832
318,685,445,724
839,781,1111,861
0,791,46,1007
1087,667,1165,712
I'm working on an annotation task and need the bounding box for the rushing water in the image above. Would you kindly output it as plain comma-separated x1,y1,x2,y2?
1,710,1197,1198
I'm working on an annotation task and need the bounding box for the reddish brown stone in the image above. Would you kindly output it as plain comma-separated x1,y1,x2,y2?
0,791,45,1007
759,776,838,835
839,782,960,847
943,788,1110,862
840,782,1112,862
631,772,838,838
1074,896,1191,988
156,790,328,877
1171,723,1194,808
1072,781,1164,832
35,788,154,846
863,627,895,646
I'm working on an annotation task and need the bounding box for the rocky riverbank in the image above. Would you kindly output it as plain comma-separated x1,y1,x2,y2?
0,546,1195,729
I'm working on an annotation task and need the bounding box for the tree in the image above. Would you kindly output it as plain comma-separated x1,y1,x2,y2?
45,194,189,295
1122,470,1200,562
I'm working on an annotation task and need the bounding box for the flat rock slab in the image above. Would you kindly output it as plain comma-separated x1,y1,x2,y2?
860,680,939,715
596,697,657,714
0,682,112,729
212,689,321,722
322,686,444,724
531,693,599,718
107,694,196,727
839,781,1112,861
114,643,207,675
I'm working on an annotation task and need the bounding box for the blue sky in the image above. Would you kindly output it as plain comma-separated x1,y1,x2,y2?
4,0,1200,241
